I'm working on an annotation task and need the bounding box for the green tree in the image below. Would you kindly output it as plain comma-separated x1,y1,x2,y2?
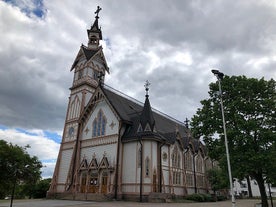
191,76,276,207
32,178,51,198
0,140,43,199
207,168,228,194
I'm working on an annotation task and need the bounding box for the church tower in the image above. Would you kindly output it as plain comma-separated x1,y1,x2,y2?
49,6,109,193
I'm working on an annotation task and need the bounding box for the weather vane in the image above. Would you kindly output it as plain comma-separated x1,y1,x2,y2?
95,6,102,18
144,80,150,96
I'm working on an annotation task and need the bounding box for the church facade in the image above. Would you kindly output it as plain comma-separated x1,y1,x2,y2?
47,8,215,201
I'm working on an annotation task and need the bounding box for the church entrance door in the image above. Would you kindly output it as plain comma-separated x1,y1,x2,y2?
80,172,87,193
88,171,99,193
101,171,108,194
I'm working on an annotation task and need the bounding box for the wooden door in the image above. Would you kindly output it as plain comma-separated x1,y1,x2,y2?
101,173,108,194
88,177,98,193
80,173,87,193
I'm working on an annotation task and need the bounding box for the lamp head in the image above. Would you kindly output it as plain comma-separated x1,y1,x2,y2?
211,69,219,75
211,69,224,80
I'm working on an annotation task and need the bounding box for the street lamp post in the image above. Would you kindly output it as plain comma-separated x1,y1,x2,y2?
211,69,236,207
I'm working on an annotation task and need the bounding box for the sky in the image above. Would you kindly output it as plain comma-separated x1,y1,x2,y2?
0,0,276,178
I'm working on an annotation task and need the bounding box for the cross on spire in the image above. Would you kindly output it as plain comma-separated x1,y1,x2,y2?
95,6,102,18
144,80,150,97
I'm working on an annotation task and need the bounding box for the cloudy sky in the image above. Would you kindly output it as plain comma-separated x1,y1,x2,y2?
0,0,276,178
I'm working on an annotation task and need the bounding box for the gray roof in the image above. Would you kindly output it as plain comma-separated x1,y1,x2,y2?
102,86,193,145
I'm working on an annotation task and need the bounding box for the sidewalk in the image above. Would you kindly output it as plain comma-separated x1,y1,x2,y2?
0,199,268,207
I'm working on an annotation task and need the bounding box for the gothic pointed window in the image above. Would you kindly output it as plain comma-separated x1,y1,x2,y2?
93,70,98,80
172,147,181,185
78,69,83,79
68,95,80,120
184,149,193,171
92,120,97,137
101,118,106,135
92,109,107,137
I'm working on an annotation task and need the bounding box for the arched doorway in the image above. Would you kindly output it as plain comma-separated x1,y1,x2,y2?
88,170,99,193
101,170,108,194
80,171,87,193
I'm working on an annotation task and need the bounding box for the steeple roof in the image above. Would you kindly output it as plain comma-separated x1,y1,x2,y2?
87,17,102,40
139,93,155,132
87,6,102,40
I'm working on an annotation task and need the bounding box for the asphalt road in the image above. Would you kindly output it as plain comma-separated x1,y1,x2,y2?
0,199,269,207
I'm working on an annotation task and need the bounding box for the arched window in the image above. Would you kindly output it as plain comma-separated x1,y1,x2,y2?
92,110,107,137
92,120,97,137
184,150,193,171
78,69,83,79
196,154,204,173
172,147,181,185
68,95,80,120
172,147,180,168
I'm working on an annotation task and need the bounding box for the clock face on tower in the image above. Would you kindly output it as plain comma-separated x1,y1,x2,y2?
68,127,74,137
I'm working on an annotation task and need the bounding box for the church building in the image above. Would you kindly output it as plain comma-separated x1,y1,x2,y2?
47,7,215,201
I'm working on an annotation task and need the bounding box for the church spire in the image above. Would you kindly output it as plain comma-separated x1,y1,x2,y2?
139,80,155,132
87,6,103,49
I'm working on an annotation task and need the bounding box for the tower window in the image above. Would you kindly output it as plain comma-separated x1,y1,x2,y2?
92,110,107,137
89,35,98,44
78,70,83,79
93,70,98,80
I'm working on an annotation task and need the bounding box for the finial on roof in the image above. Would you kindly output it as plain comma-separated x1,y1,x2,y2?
144,80,150,97
95,6,102,19
184,118,190,128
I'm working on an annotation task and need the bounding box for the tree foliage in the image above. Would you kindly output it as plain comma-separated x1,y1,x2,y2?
0,140,43,199
191,76,275,207
32,178,51,198
206,168,228,193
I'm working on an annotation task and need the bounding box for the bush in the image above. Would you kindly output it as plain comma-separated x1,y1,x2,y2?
186,193,217,202
217,195,227,201
186,193,205,202
201,193,216,202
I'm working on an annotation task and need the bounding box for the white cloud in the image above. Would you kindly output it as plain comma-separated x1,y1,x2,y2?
1,0,276,178
0,128,59,177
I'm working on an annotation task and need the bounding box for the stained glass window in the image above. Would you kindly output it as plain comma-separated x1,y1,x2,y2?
92,110,107,137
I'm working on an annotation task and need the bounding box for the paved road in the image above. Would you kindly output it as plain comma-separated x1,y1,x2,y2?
0,199,267,207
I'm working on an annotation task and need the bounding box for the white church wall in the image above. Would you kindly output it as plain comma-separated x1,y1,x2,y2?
82,99,119,140
143,140,157,185
122,142,137,193
174,187,184,195
80,143,117,167
161,145,170,189
85,91,93,106
56,149,73,192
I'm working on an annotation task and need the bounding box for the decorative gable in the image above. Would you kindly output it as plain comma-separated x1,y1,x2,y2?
99,156,109,169
89,155,98,170
79,157,88,170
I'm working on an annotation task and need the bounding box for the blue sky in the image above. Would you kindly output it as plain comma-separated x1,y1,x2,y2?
4,0,45,18
1,0,275,179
